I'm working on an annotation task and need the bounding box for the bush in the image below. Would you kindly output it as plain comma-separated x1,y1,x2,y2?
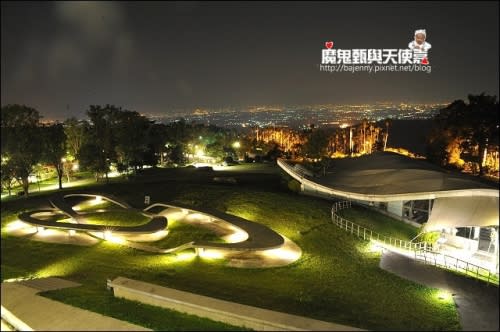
421,231,440,244
418,224,440,244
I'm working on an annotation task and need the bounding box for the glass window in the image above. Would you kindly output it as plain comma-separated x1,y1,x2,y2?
455,227,475,239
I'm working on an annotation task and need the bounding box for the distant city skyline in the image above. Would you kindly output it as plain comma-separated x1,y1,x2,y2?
2,1,498,120
148,102,445,128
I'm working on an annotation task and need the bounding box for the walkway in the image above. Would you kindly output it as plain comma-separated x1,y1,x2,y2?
380,251,499,331
146,202,286,251
9,193,301,268
1,277,150,331
19,209,168,234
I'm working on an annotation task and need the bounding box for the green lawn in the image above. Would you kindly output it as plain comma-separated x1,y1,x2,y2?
73,199,114,212
1,166,460,331
337,205,419,241
84,211,150,227
152,222,224,249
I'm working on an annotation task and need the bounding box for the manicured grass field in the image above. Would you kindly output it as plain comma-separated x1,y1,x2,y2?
84,211,150,227
337,205,419,241
152,222,224,249
73,199,114,212
1,165,460,331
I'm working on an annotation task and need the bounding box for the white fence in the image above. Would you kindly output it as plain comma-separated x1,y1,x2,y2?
331,201,427,251
414,249,499,284
331,201,499,285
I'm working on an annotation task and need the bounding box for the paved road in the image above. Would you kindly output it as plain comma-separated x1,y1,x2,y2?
380,251,499,331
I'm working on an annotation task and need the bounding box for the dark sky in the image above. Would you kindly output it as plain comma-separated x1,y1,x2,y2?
1,1,498,120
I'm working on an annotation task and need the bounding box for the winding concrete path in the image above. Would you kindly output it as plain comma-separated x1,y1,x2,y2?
49,192,134,223
19,209,168,234
146,202,285,251
11,192,301,267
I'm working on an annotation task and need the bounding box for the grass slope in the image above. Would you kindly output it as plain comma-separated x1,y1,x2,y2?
1,167,460,331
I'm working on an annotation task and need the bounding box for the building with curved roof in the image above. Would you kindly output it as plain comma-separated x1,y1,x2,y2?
278,152,499,272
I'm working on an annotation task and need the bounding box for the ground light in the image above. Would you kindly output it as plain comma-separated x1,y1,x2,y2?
106,234,126,244
176,251,197,262
100,230,126,244
103,230,112,240
368,239,386,253
436,290,453,302
198,249,225,260
3,277,34,283
262,247,301,261
223,228,248,243
5,220,29,232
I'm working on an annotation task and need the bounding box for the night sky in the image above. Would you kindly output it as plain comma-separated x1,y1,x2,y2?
1,1,498,120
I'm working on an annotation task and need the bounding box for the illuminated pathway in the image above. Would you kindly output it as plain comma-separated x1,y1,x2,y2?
12,193,301,268
380,251,499,331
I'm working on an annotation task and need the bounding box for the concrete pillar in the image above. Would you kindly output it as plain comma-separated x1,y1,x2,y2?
387,201,403,217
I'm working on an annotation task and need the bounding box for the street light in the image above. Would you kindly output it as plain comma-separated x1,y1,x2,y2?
232,141,241,149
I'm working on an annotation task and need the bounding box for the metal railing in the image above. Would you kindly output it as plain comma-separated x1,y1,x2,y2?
331,200,499,285
414,249,499,285
330,201,428,251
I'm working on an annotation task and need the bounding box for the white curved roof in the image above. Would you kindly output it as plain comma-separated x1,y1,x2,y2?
426,196,499,230
278,153,499,202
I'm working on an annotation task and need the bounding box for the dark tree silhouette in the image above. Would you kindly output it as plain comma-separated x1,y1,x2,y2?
41,123,67,189
64,117,86,158
426,94,499,175
302,129,329,159
1,104,42,196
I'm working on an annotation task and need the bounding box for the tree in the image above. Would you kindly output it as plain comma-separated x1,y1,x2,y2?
85,105,118,182
426,94,499,175
113,110,151,173
168,144,186,165
41,123,67,189
164,119,191,165
464,94,499,175
64,117,86,158
149,123,169,165
265,143,283,161
1,156,16,196
302,129,329,159
1,104,42,196
78,142,107,181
